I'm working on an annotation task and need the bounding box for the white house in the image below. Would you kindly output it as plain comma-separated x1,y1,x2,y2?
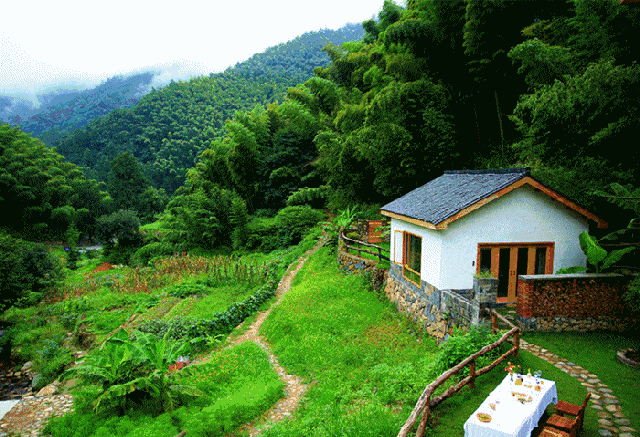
380,168,607,304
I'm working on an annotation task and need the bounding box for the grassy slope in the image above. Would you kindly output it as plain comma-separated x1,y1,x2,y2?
8,231,637,436
257,245,610,437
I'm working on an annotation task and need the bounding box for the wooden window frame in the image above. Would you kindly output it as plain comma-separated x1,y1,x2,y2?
476,242,554,277
476,242,555,304
402,231,422,286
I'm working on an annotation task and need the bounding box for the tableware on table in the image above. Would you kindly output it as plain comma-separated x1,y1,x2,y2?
477,413,492,423
534,370,542,384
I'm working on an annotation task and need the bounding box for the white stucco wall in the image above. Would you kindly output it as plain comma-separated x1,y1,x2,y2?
388,184,590,290
390,218,443,287
438,185,589,290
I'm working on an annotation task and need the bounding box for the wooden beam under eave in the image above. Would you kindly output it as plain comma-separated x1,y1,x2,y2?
435,176,608,229
521,177,609,229
380,210,437,230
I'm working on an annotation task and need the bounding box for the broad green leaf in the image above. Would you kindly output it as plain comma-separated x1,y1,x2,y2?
602,247,636,270
579,231,607,268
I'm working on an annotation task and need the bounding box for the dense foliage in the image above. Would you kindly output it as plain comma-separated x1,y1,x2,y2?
49,25,365,194
0,233,64,310
0,123,110,241
169,0,638,221
5,0,640,257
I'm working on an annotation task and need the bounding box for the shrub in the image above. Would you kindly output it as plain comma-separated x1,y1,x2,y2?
245,216,277,250
131,242,175,266
623,274,640,313
33,339,74,389
432,326,503,377
275,206,324,241
66,328,201,415
98,210,144,265
0,234,64,310
166,282,209,299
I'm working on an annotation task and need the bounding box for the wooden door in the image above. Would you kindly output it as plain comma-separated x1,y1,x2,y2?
477,243,554,304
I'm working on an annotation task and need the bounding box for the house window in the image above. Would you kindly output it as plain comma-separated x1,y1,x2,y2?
535,247,547,274
403,232,421,284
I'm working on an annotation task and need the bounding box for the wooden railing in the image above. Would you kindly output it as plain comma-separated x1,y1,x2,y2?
340,230,390,263
397,310,520,437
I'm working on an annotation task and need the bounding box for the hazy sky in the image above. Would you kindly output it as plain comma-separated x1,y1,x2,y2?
1,0,398,95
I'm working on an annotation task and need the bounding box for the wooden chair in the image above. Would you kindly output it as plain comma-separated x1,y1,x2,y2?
555,392,591,418
545,392,591,437
539,427,571,437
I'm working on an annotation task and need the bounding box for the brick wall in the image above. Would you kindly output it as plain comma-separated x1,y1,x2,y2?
516,273,638,331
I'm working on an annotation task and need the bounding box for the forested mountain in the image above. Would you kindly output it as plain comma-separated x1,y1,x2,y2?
167,0,640,251
0,73,156,143
51,24,366,194
4,0,640,256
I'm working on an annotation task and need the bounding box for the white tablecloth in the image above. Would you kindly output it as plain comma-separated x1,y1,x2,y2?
464,374,558,437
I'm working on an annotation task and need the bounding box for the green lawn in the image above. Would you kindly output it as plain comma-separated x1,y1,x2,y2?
523,331,640,435
259,245,439,436
254,244,610,437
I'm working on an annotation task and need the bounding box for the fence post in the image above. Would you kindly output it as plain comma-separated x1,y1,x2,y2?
358,241,361,258
469,359,476,389
416,396,431,437
491,311,497,334
514,330,520,357
378,246,382,262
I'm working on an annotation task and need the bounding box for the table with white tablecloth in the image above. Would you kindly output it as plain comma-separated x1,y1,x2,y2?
464,374,558,437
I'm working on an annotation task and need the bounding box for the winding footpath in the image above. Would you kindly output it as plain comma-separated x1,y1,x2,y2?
196,237,326,437
1,240,636,437
520,340,636,437
0,239,325,437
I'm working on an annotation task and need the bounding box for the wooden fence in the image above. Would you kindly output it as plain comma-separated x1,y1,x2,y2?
340,230,390,263
397,310,520,437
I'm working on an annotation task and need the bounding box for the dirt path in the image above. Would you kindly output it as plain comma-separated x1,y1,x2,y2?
0,239,325,437
219,238,325,437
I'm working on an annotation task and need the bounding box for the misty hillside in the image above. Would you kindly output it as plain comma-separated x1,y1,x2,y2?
51,23,366,194
0,73,156,143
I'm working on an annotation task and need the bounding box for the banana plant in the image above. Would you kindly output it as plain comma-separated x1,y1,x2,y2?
579,231,635,273
322,205,360,246
66,328,202,414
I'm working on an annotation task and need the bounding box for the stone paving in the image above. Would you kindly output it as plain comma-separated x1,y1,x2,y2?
0,381,74,437
520,339,636,437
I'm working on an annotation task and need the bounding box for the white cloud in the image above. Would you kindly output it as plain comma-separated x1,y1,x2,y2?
1,0,394,93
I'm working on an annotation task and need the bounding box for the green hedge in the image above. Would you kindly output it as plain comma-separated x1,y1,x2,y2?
138,260,281,341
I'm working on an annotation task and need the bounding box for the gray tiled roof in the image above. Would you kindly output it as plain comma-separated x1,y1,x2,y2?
381,168,531,225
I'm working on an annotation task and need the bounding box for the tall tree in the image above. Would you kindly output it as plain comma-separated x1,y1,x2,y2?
107,151,150,213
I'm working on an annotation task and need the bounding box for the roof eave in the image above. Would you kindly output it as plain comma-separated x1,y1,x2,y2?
380,210,437,230
382,176,608,230
436,176,608,229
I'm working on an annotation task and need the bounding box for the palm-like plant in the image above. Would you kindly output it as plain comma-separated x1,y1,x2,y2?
66,328,203,414
322,206,360,247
